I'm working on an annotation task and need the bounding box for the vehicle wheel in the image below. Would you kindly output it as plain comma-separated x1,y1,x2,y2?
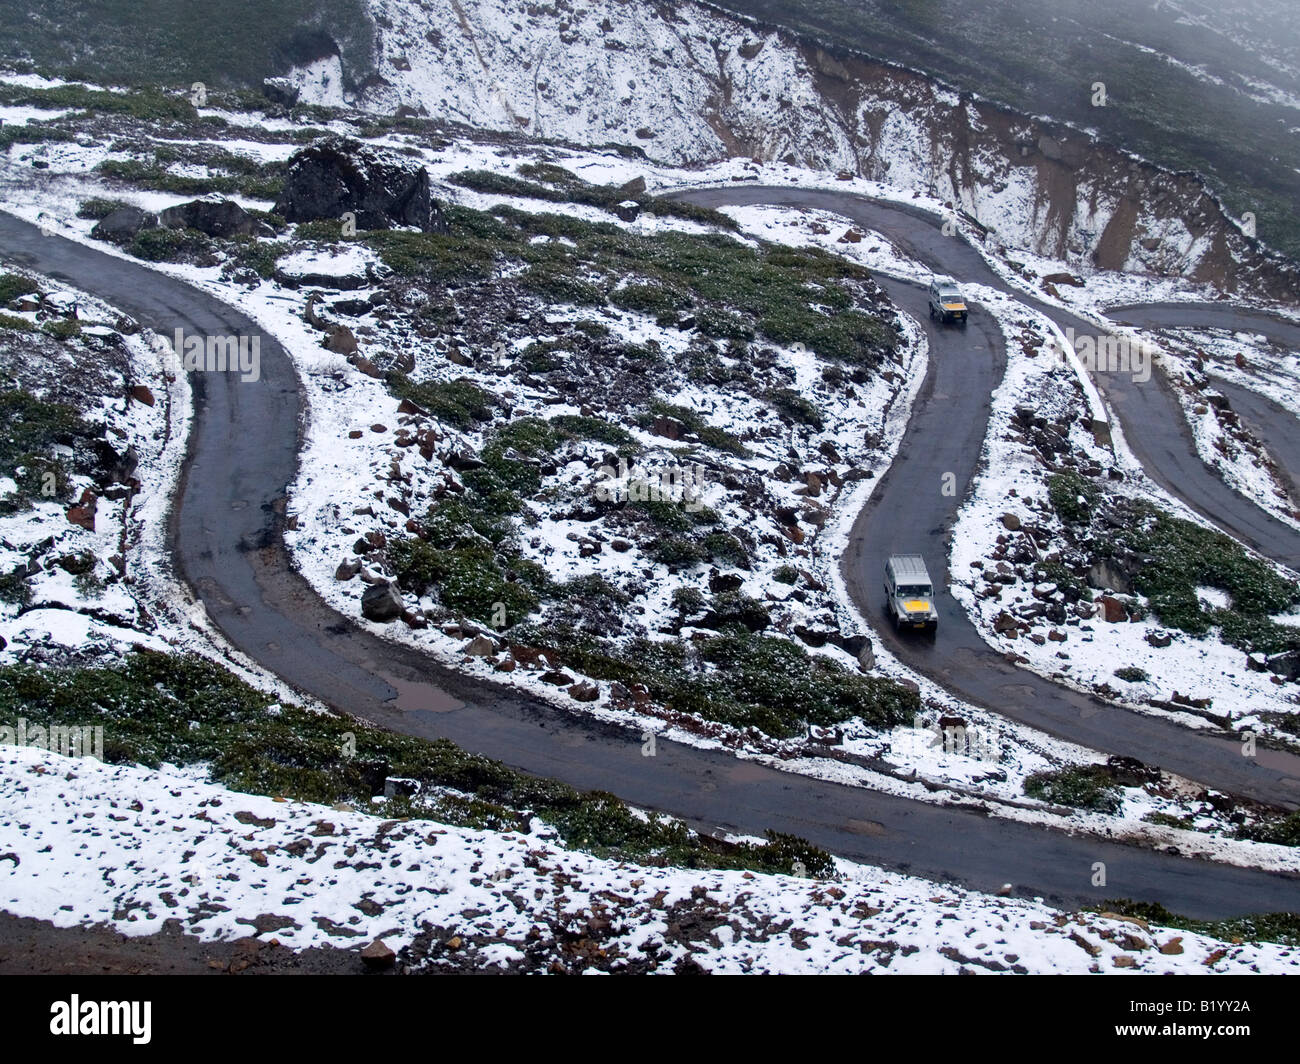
929,306,935,320
958,317,967,328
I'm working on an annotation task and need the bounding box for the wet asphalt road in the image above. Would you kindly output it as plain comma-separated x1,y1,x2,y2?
2,207,1299,918
1109,303,1300,506
676,187,1300,810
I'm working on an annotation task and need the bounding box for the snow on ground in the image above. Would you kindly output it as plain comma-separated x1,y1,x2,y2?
946,288,1300,740
0,276,181,663
2,85,1298,886
3,743,1293,974
5,117,1297,860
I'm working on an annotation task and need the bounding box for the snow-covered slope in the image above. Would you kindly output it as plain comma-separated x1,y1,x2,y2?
293,0,1300,301
5,744,1292,973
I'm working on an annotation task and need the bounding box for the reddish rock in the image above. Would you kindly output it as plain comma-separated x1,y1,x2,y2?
1097,596,1128,623
360,938,396,969
67,490,97,531
128,384,155,407
651,416,686,441
324,324,358,355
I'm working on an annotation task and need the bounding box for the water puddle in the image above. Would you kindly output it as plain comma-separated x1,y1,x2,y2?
385,675,464,714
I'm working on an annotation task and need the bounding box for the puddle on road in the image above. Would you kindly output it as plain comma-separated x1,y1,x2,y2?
725,760,772,783
385,675,464,714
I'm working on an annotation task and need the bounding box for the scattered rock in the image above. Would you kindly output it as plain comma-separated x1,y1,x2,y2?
1087,560,1132,594
325,324,358,355
651,415,686,441
1096,596,1128,623
91,206,158,244
66,490,97,532
274,134,448,232
360,938,396,970
261,76,300,108
360,582,403,623
462,635,496,657
160,195,261,238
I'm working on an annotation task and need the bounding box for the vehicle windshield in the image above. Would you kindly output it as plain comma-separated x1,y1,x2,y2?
899,584,932,597
939,288,962,301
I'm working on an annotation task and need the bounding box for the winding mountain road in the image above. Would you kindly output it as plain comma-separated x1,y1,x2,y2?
677,187,1300,808
3,203,1299,921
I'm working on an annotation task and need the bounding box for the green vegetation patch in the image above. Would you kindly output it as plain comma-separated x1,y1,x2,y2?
1098,899,1300,949
0,389,102,510
1047,472,1300,655
506,624,918,740
0,651,832,875
1024,765,1123,814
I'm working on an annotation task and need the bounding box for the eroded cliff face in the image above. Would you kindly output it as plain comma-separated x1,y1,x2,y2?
307,0,1297,299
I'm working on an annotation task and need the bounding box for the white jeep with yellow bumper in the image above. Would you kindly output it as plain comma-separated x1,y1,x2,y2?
884,554,939,633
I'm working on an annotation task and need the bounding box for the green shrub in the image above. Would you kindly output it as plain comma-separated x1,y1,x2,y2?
1235,811,1300,847
127,226,213,263
648,536,707,566
1047,471,1100,526
644,400,750,457
550,414,637,448
388,374,496,431
703,532,750,569
389,540,539,626
0,571,32,608
76,197,131,220
0,273,38,307
1098,899,1300,948
610,282,691,316
694,306,755,341
708,591,771,632
765,388,824,429
1024,765,1123,813
41,319,80,341
227,237,285,279
364,230,497,285
519,266,607,306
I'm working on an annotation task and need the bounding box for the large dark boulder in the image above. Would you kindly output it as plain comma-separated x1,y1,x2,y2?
159,196,261,238
361,581,403,622
262,76,301,108
91,206,158,244
274,135,447,232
